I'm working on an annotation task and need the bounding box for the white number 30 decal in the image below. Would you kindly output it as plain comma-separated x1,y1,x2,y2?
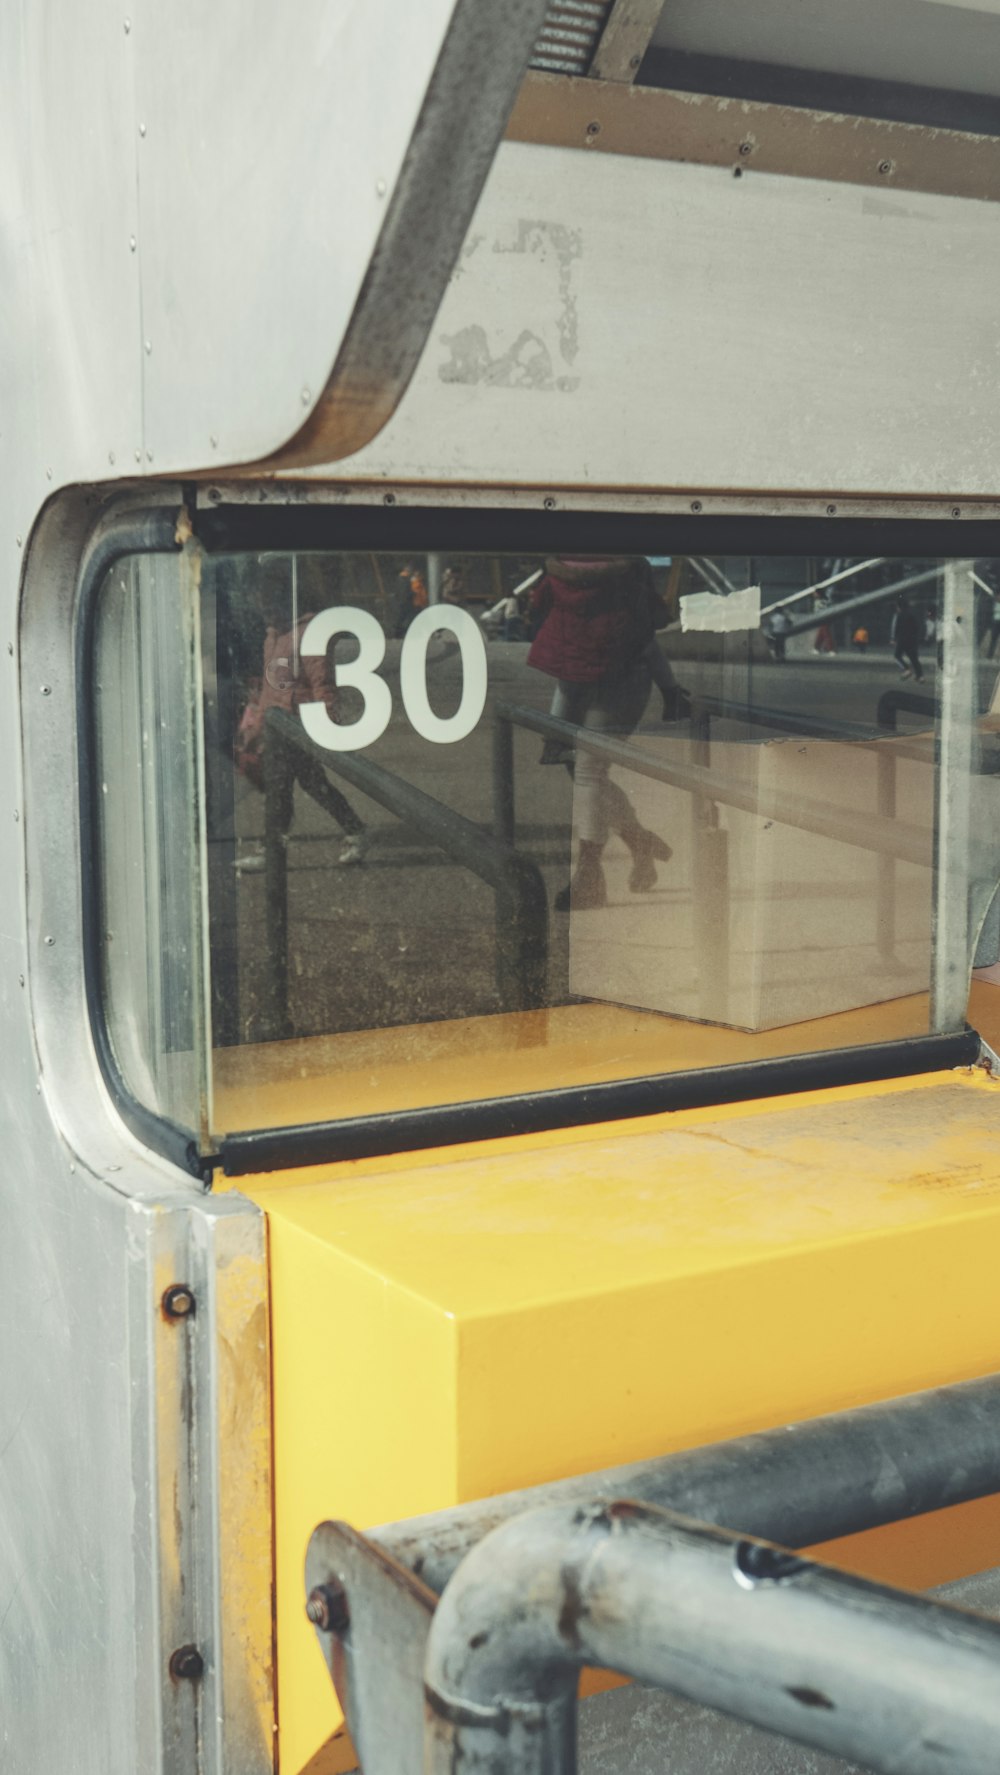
297,605,488,751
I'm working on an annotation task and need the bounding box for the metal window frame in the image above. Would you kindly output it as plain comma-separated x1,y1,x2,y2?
505,67,1000,205
76,494,1000,1179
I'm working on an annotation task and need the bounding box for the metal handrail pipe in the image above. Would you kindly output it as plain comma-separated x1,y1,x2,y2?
786,562,963,636
373,1371,1000,1595
495,703,933,866
424,1500,1000,1775
263,708,548,1013
766,556,886,613
267,708,538,896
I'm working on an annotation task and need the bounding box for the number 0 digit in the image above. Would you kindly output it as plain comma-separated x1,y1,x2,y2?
400,606,488,744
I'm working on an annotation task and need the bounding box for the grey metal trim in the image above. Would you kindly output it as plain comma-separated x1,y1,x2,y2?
588,0,665,83
196,481,1000,521
932,561,978,1030
505,69,1000,204
423,1501,1000,1775
19,486,275,1772
266,0,552,468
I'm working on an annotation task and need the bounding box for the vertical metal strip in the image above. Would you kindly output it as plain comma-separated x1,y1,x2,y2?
931,560,976,1030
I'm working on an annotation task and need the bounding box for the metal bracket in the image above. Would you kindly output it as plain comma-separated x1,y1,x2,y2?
306,1521,438,1775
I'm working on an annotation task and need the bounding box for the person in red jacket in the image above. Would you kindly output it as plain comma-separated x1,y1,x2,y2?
528,556,672,910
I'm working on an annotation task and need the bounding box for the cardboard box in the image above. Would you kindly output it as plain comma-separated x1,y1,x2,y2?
569,729,935,1031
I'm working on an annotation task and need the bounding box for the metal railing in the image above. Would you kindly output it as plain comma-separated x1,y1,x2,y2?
258,709,548,1037
305,1373,1000,1775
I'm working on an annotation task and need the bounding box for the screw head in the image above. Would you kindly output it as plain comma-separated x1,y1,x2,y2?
826,503,837,515
169,1644,204,1682
543,496,556,510
690,499,703,513
877,158,893,176
306,1582,349,1634
586,120,601,137
383,491,396,506
952,506,962,518
739,140,753,156
162,1284,196,1320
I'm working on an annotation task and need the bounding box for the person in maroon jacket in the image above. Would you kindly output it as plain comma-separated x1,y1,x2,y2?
528,556,673,910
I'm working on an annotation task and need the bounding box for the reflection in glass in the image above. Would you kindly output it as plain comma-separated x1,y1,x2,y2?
93,548,1000,1142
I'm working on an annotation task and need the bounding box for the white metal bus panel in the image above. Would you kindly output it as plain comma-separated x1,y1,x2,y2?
0,0,471,520
332,140,1000,498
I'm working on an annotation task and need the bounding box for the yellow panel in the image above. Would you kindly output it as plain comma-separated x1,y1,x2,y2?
246,1066,1000,1774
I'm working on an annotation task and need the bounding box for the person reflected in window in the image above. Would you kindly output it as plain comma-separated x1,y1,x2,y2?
235,565,368,868
393,560,429,636
528,556,674,911
891,595,924,682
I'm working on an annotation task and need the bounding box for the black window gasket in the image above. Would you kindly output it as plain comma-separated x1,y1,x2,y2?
81,501,996,1182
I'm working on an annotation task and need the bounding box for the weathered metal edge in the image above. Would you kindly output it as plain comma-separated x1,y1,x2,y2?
506,69,1000,204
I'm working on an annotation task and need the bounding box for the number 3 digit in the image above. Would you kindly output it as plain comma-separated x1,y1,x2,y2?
298,607,393,752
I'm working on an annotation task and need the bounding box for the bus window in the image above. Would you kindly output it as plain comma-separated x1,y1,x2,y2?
91,543,1000,1159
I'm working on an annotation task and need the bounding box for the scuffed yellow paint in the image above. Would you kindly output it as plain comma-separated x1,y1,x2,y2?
241,1064,1000,1772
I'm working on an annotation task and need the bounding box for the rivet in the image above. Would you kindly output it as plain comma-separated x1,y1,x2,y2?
162,1283,196,1320
40,685,51,696
306,1582,350,1634
169,1645,204,1683
629,53,641,68
144,339,152,355
129,236,136,253
691,500,703,513
45,468,52,481
123,16,130,31
139,122,146,137
13,810,18,822
376,179,387,197
543,496,557,510
952,506,962,518
826,504,837,515
43,934,54,945
15,537,22,548
877,159,894,176
586,121,600,136
739,140,753,156
134,449,142,462
210,434,218,448
301,386,311,405
383,492,396,506
208,486,222,504
146,450,154,462
17,975,24,988
108,450,116,465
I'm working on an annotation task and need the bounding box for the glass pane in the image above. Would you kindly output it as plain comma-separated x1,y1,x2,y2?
94,550,212,1141
93,544,1000,1145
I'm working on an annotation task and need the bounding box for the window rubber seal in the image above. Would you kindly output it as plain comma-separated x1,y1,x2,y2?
216,1028,981,1176
77,500,996,1185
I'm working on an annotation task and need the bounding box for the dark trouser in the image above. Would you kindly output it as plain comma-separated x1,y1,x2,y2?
271,745,364,836
894,644,923,679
